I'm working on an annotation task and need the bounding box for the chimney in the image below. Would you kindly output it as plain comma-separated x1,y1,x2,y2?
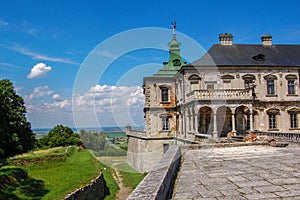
261,34,272,45
219,33,233,45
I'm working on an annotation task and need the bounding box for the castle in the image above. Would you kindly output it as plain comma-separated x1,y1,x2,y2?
126,28,300,172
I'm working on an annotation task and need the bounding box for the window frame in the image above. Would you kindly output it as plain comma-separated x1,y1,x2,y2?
290,113,298,128
267,80,275,95
288,80,295,95
161,116,169,131
264,74,277,96
269,114,277,129
160,86,169,103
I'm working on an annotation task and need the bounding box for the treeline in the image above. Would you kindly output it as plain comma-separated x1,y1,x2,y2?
79,130,126,156
0,79,126,158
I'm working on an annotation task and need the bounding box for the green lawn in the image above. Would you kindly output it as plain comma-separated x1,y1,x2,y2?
1,146,119,200
116,163,147,190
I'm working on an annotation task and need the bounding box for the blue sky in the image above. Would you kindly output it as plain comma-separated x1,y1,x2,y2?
0,0,299,128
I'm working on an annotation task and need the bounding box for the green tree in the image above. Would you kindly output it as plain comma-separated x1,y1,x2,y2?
79,130,106,151
0,79,35,158
37,125,81,148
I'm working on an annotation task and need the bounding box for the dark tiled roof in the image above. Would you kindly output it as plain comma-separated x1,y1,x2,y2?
189,44,300,67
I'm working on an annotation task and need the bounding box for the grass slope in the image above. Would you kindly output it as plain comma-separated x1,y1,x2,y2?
1,146,119,200
116,163,147,190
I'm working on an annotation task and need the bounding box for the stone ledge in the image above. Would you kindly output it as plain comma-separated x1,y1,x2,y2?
187,141,270,150
127,146,181,200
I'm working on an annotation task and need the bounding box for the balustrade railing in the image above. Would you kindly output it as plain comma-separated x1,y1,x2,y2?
256,131,300,142
186,89,252,102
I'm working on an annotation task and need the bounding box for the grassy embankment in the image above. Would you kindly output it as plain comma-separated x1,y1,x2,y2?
116,162,147,190
0,146,119,200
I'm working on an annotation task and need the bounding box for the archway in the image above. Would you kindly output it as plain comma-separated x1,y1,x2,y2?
235,106,250,135
198,106,213,135
216,106,232,137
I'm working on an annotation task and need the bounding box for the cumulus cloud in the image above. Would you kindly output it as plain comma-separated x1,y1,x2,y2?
27,62,52,79
53,94,61,101
28,85,53,99
25,84,145,127
72,84,144,112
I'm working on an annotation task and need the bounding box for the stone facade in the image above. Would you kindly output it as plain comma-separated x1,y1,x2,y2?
126,30,300,172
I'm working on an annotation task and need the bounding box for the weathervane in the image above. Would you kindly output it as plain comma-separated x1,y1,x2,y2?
171,20,176,35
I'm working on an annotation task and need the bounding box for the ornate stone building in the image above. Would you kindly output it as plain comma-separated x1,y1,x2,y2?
126,29,300,172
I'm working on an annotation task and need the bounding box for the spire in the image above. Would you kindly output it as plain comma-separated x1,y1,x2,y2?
167,21,183,68
151,21,186,77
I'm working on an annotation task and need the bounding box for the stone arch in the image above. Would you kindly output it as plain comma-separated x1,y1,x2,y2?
235,105,251,135
198,106,214,135
216,106,232,137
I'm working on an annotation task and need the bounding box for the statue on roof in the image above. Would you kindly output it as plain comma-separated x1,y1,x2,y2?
171,20,176,35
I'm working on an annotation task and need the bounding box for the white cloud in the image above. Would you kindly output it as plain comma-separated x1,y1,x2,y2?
25,84,145,127
27,62,52,79
6,44,79,65
28,85,53,100
52,94,61,101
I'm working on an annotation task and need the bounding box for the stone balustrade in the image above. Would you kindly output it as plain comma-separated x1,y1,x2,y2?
256,131,300,142
186,89,252,102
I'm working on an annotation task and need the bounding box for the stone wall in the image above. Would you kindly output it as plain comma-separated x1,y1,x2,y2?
127,146,181,200
126,134,175,172
64,173,106,200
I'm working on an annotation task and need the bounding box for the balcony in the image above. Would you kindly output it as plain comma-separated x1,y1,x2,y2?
186,89,253,102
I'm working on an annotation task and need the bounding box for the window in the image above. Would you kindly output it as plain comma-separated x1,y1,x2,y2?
161,87,169,102
162,116,169,130
267,80,275,95
290,113,298,128
269,114,276,129
264,74,277,96
288,80,295,95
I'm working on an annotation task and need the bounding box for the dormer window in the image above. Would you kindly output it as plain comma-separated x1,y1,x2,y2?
172,59,181,66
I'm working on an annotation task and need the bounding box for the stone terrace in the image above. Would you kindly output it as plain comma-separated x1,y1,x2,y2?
173,144,300,200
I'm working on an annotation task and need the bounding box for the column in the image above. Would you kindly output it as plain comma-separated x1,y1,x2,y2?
195,113,198,133
231,113,236,134
250,112,253,132
213,113,218,138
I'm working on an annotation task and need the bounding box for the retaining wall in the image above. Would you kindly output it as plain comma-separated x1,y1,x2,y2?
64,173,106,200
127,145,181,200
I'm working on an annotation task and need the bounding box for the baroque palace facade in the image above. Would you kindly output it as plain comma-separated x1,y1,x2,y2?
126,30,300,172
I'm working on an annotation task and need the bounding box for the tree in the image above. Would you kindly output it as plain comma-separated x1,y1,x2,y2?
79,130,106,151
0,79,35,158
37,124,82,148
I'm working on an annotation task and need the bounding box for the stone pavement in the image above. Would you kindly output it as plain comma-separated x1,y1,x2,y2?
173,144,300,200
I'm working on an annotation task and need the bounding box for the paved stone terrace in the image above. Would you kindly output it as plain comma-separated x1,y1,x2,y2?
173,144,300,200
